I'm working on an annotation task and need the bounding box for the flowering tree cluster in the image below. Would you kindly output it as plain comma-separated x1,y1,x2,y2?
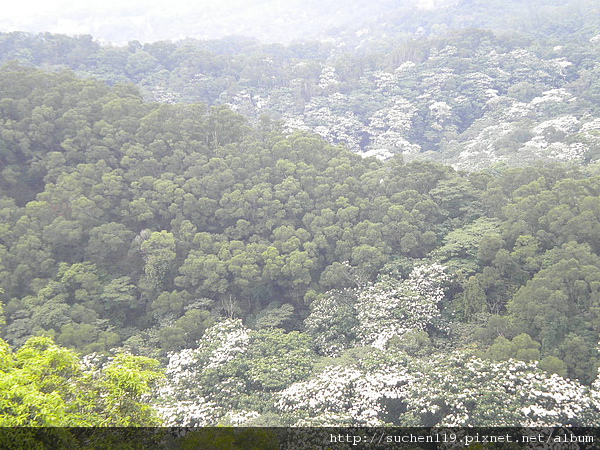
149,247,600,427
401,353,600,427
275,350,600,427
305,263,450,355
155,260,600,427
156,319,316,426
276,361,412,426
215,29,598,169
155,319,251,426
450,86,599,170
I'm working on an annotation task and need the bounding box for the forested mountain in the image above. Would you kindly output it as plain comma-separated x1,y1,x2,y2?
1,0,600,429
0,0,598,169
2,63,600,426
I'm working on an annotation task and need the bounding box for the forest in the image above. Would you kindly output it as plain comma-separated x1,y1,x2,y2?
1,0,600,429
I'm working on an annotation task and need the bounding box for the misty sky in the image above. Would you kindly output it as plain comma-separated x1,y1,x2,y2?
0,0,435,45
2,0,251,43
0,0,398,44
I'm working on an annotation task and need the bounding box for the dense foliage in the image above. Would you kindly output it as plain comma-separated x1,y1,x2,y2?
1,0,600,425
0,336,163,426
0,64,462,355
0,0,598,169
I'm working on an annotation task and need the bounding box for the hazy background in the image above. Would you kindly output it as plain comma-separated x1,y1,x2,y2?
0,0,451,44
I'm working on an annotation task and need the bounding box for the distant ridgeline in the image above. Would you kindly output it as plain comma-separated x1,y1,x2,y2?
1,0,600,426
0,0,598,169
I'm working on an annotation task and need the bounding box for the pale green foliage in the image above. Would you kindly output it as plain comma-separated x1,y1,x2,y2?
0,337,75,426
140,230,177,290
0,286,4,325
0,336,164,426
434,217,502,274
244,328,315,392
97,353,164,425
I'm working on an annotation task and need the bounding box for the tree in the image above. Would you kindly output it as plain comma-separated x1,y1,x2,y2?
508,242,600,383
400,352,599,427
304,288,359,356
306,263,449,353
139,230,177,290
156,320,316,426
242,329,315,392
0,336,163,426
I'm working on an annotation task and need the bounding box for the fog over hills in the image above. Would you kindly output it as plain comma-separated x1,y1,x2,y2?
2,0,596,46
1,0,440,44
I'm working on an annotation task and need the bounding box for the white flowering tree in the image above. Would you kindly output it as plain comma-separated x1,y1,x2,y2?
304,288,359,357
276,357,413,426
156,319,250,426
275,349,600,427
305,262,450,355
400,353,600,427
157,262,600,428
156,319,316,426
